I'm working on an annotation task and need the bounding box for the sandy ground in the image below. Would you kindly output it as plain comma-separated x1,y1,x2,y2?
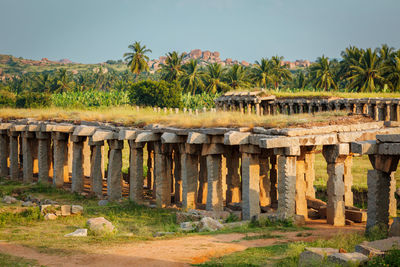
0,221,365,267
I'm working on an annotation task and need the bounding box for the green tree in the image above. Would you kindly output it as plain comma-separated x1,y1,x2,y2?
386,56,400,91
224,64,250,89
33,72,52,93
202,63,230,93
270,56,292,89
346,48,385,92
180,59,204,95
55,69,75,93
250,58,273,89
309,56,337,90
160,51,184,82
123,41,152,81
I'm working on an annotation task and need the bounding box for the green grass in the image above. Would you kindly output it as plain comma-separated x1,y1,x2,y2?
0,252,40,267
199,233,366,266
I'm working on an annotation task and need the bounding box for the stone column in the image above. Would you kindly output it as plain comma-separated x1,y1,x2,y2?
374,104,379,121
83,139,91,178
22,131,35,183
241,145,261,220
226,146,241,204
385,103,391,121
52,132,69,187
9,131,19,180
129,141,144,203
173,145,182,203
322,144,347,226
71,135,86,193
37,132,52,183
289,103,294,115
181,144,199,209
255,103,260,116
269,155,279,206
154,142,171,208
277,155,297,219
396,104,400,121
146,142,154,189
0,131,9,177
344,155,354,207
304,147,316,199
107,139,123,201
239,102,244,114
259,151,271,207
197,156,208,204
296,148,308,219
89,139,104,198
247,103,252,115
389,173,397,218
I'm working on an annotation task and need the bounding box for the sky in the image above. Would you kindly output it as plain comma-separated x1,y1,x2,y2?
1,0,399,64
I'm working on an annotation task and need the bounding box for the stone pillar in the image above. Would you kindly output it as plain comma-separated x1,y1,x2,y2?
239,102,244,114
206,154,223,211
197,156,208,204
299,104,304,114
396,104,400,121
277,155,297,219
289,103,294,115
255,103,260,116
385,103,391,121
304,147,316,199
0,131,9,177
259,151,271,207
226,146,241,203
129,141,144,203
241,145,261,220
37,132,52,183
296,149,308,219
390,173,397,218
181,144,199,209
344,155,354,207
221,155,227,201
154,142,171,208
146,142,154,189
71,135,86,193
173,145,182,203
9,131,19,180
89,139,104,198
308,103,313,114
52,132,69,187
322,145,347,226
247,103,252,115
22,132,35,183
270,155,278,206
83,139,91,177
107,139,123,201
374,104,379,121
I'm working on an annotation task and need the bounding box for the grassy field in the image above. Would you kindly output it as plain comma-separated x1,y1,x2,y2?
0,107,365,128
0,252,39,267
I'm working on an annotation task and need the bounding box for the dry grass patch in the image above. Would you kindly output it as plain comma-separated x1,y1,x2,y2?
0,107,371,128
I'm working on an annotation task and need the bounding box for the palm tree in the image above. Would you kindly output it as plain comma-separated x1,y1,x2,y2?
346,48,385,92
309,56,337,90
55,69,75,93
202,63,230,93
250,58,273,89
270,56,292,89
33,72,52,93
160,51,184,83
378,44,395,64
180,59,204,95
293,71,308,89
385,56,400,91
224,64,250,89
123,41,152,81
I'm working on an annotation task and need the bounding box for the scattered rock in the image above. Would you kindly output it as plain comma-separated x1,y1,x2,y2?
198,217,224,232
299,247,339,266
175,212,202,224
189,209,230,220
345,219,354,226
64,229,87,237
308,209,320,219
44,199,58,205
22,201,34,207
306,197,326,210
61,205,71,216
389,217,400,237
327,252,368,265
153,232,175,237
294,215,305,226
3,196,17,204
355,237,400,257
223,221,249,229
44,213,57,220
71,205,83,214
87,217,114,234
180,221,199,232
98,200,109,206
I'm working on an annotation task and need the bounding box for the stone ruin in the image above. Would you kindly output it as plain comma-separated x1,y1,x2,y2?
0,117,400,232
215,92,400,121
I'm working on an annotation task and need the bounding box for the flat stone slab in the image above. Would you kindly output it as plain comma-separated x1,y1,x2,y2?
224,131,250,145
135,131,160,142
378,143,400,155
351,140,377,155
92,130,117,142
376,134,400,143
327,252,368,265
299,247,339,267
187,132,210,144
161,132,185,143
118,129,137,140
355,237,400,256
73,126,97,136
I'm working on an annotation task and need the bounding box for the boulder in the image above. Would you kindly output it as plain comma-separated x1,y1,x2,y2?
87,217,114,234
175,212,202,224
299,247,339,266
44,213,57,220
327,252,368,265
198,217,224,232
61,205,71,216
189,209,230,220
64,229,87,237
306,197,326,210
3,195,17,204
22,201,34,207
71,205,83,214
389,217,400,237
98,200,109,206
180,221,199,232
355,237,400,257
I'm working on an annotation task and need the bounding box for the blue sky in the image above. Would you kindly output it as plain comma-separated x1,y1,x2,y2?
1,0,399,63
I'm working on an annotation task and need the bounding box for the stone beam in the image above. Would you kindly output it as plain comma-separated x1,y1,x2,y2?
73,126,97,137
350,140,378,155
379,143,400,155
187,132,210,144
224,131,250,145
135,131,160,143
161,132,186,144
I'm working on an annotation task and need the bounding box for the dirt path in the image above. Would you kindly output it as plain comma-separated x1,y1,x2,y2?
0,222,364,267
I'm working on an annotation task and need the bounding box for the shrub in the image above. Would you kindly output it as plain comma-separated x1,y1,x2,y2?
367,249,400,266
15,92,51,108
51,90,129,108
0,90,16,107
129,80,182,108
181,92,221,109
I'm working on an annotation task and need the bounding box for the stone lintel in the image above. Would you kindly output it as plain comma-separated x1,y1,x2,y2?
0,123,12,130
187,132,210,144
128,140,144,149
260,136,299,149
249,134,275,145
297,134,338,146
72,126,97,136
274,146,301,156
239,144,261,154
41,124,56,132
118,129,137,140
161,132,186,144
201,143,226,156
376,134,400,143
52,132,69,141
184,143,201,155
338,128,400,143
52,124,75,133
92,130,118,142
108,139,124,150
10,124,27,132
379,143,400,155
351,140,378,155
70,135,87,143
27,124,41,132
135,131,160,143
224,131,250,145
